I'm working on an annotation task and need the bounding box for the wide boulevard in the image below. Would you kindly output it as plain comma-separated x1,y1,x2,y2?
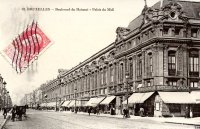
4,110,196,129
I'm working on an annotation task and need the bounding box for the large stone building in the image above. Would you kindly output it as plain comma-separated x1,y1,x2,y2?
40,0,200,117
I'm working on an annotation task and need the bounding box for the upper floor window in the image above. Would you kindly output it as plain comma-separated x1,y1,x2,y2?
146,80,152,87
119,63,124,83
168,51,176,76
129,59,133,79
191,28,198,38
175,28,181,36
127,41,132,49
90,74,94,89
147,53,153,76
163,27,169,36
110,65,114,83
94,72,97,89
103,68,107,84
87,75,90,90
101,70,104,85
189,49,199,77
168,79,177,86
190,81,198,88
137,55,142,78
136,36,140,44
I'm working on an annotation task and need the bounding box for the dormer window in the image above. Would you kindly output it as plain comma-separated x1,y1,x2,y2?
191,28,198,38
136,37,140,44
163,27,169,35
170,11,177,19
175,28,181,36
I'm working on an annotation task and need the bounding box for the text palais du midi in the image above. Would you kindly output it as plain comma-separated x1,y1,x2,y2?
55,8,114,11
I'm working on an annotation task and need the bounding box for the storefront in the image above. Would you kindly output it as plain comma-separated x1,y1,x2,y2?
61,100,71,111
46,102,56,110
99,96,116,114
122,92,155,116
154,92,196,117
190,91,200,117
84,97,105,113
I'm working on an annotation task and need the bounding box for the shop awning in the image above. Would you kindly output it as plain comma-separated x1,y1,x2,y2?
158,92,196,104
68,100,75,107
47,102,56,107
190,91,200,104
85,98,96,107
100,96,116,105
59,101,65,107
85,97,105,107
61,100,71,107
92,97,105,105
122,92,154,104
40,103,46,107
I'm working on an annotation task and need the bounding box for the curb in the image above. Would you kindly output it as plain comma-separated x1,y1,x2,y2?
164,121,200,126
68,112,200,126
72,113,140,120
0,115,11,129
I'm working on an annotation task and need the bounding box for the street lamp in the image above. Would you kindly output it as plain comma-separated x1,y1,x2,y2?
125,71,130,118
3,81,6,108
55,93,58,111
44,94,48,110
6,91,9,108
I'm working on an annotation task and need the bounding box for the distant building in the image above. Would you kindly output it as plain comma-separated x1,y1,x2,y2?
40,0,200,117
0,74,12,108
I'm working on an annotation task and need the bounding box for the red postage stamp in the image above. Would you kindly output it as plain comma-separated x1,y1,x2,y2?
2,22,52,73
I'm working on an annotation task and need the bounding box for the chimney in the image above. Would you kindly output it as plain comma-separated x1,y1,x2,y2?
160,0,163,8
144,0,147,7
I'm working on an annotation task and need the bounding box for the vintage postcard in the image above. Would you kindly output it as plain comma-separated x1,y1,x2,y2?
0,0,200,129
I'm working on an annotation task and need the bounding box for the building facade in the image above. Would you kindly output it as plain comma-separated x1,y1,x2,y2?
39,0,200,117
0,74,12,108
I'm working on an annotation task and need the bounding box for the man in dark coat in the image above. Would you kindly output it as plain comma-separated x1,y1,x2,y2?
88,107,91,116
18,107,23,121
11,107,16,122
3,108,7,119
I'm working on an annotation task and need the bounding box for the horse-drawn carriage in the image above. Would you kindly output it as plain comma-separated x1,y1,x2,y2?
11,105,27,121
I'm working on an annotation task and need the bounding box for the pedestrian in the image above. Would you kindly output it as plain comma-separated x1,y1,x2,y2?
88,107,91,116
11,107,16,122
96,107,100,115
3,107,7,119
112,107,115,115
185,106,190,118
18,107,23,121
94,108,96,114
123,108,126,118
75,107,78,114
139,107,144,117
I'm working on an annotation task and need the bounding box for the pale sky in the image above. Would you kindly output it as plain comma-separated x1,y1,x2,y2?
0,0,199,105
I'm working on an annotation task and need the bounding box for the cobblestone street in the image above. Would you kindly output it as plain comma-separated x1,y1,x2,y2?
3,110,196,129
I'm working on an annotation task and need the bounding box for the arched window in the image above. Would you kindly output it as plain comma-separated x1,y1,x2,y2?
168,51,176,76
147,53,153,76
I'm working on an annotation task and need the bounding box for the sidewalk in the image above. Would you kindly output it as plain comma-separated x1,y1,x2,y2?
0,114,10,129
61,111,200,126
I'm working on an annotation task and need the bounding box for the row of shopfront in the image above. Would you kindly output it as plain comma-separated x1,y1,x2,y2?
40,91,200,117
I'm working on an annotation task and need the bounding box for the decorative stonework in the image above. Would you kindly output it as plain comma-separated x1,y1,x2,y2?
140,0,188,30
115,27,130,42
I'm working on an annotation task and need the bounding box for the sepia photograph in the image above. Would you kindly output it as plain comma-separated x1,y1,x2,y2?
0,0,200,128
